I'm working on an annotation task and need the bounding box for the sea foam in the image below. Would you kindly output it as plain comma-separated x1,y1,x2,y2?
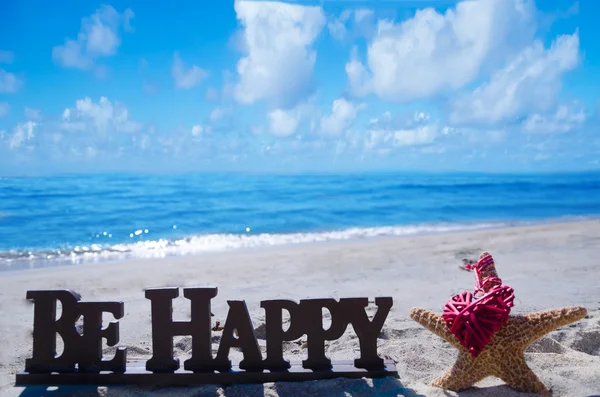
0,221,509,270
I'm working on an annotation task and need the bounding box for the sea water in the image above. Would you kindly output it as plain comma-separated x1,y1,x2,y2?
0,172,599,270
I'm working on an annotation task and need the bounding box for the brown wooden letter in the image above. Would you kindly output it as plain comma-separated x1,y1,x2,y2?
214,301,262,371
145,287,218,373
25,290,82,373
339,297,393,370
77,301,127,373
182,287,219,372
260,300,304,369
298,298,348,370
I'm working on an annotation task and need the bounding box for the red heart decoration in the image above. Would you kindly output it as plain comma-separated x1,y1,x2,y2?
442,286,515,358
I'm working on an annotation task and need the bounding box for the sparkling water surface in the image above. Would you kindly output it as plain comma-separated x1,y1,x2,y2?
0,172,599,270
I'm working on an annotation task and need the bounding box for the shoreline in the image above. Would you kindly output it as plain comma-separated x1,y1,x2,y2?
1,215,598,274
1,219,599,396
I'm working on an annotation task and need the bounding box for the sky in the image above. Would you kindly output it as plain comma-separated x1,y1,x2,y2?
0,0,599,175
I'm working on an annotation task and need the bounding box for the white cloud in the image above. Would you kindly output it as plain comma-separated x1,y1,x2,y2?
565,1,579,17
0,51,14,64
347,0,536,101
485,129,507,143
86,146,98,158
51,133,63,143
369,125,438,147
122,9,135,33
53,40,93,69
365,111,441,150
209,107,230,123
0,69,22,93
191,125,205,136
328,8,374,42
267,99,318,137
24,107,41,120
139,134,150,150
233,0,326,109
420,145,448,154
320,98,364,135
345,52,371,98
61,122,87,132
354,9,374,24
52,5,134,70
9,121,37,150
328,10,351,42
61,96,142,133
0,102,9,117
268,108,301,137
451,32,580,125
171,52,208,89
523,103,585,133
249,125,264,135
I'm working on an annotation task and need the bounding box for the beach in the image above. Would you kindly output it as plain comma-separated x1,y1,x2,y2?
0,219,599,396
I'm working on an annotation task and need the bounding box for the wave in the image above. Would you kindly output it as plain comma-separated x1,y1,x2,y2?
0,221,513,270
382,180,600,192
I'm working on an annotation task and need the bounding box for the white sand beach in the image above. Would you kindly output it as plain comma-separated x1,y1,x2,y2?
0,219,599,396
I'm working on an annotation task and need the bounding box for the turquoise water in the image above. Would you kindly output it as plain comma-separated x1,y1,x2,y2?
0,172,599,270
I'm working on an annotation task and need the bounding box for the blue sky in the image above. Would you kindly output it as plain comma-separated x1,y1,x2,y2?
0,0,598,175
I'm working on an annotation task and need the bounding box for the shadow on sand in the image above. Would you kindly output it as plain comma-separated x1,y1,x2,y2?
449,384,600,397
21,382,600,396
18,376,425,397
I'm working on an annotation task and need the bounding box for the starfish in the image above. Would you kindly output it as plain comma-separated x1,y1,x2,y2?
409,306,587,396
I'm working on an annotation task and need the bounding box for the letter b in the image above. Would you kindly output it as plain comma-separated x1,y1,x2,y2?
25,290,82,373
25,290,127,374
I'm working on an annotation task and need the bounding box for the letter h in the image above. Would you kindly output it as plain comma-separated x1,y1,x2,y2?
144,287,217,372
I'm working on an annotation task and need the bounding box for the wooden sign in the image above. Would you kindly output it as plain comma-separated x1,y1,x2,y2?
16,287,398,387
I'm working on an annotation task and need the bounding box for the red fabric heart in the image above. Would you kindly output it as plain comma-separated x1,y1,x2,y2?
442,285,515,358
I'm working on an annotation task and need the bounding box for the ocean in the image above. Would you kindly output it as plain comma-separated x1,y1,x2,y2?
1,172,599,271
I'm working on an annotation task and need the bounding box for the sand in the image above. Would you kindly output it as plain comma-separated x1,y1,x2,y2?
0,219,599,396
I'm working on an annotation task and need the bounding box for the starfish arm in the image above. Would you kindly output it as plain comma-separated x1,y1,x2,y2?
431,351,491,391
409,308,461,348
495,355,551,396
520,306,587,345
